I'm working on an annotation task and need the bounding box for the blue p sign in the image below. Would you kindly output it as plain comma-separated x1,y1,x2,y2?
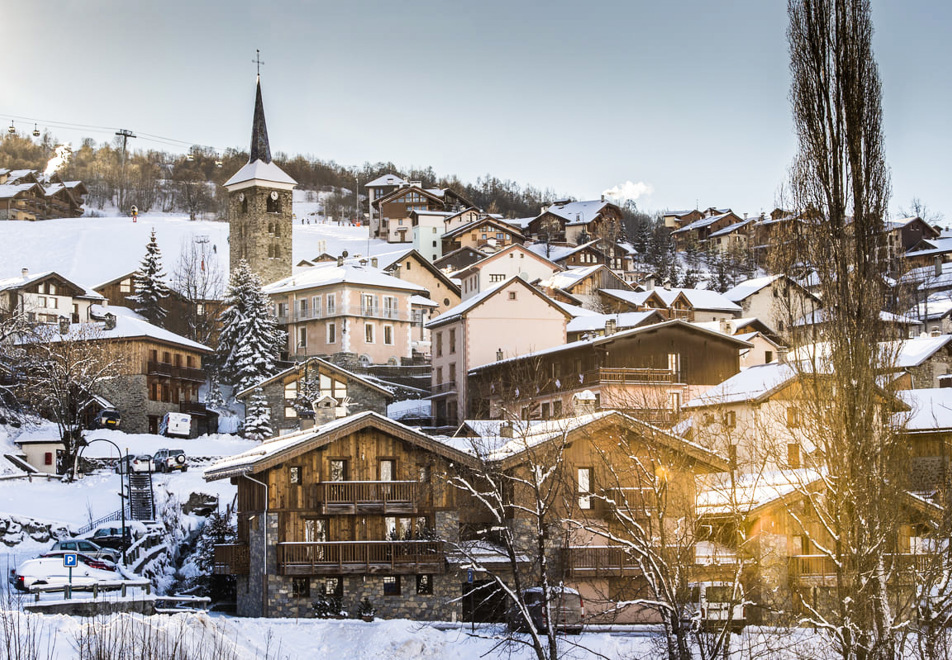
467,568,474,584
63,553,78,567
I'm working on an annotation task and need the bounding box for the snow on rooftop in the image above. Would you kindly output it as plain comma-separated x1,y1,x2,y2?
263,260,427,295
566,311,659,334
365,173,408,187
685,362,799,408
223,159,297,188
22,313,211,353
907,293,952,320
896,388,952,432
542,200,611,225
696,469,823,516
722,275,783,302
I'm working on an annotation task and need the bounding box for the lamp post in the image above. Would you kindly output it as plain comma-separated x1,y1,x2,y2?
76,437,128,564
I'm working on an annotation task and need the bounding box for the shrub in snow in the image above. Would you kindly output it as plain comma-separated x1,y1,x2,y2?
357,597,375,619
130,228,171,325
313,592,344,619
216,259,283,392
186,505,237,602
243,387,273,440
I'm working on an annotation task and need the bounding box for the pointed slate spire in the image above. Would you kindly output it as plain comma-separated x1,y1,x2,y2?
249,76,272,164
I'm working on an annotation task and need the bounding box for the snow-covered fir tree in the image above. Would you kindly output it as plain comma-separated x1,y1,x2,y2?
217,260,284,392
243,387,273,440
204,376,225,410
188,505,237,600
131,228,171,325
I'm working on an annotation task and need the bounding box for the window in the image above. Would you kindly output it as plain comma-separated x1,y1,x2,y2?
489,274,505,283
384,324,394,345
724,411,736,428
289,466,302,484
728,444,738,467
786,407,801,428
787,443,801,469
267,194,281,213
37,296,46,308
553,400,562,417
292,577,310,598
119,279,131,294
321,577,343,599
383,296,398,319
304,518,327,542
449,363,456,384
765,350,774,363
49,298,57,309
365,323,375,343
326,294,336,315
541,402,550,420
299,299,308,317
383,576,401,596
379,459,395,481
44,452,53,465
312,296,322,317
361,293,378,317
578,468,593,510
669,391,681,412
508,291,517,300
436,367,443,385
329,459,348,482
667,353,680,375
436,332,443,357
416,575,433,595
449,329,456,354
327,322,336,344
278,302,289,318
298,327,307,348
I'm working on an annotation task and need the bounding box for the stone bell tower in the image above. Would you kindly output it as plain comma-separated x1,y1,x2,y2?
224,74,296,285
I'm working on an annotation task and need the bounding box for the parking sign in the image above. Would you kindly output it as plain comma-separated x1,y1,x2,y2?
63,553,78,568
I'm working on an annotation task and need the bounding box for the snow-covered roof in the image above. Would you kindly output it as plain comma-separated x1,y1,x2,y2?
264,261,427,295
566,311,661,334
0,183,42,199
536,264,603,291
223,159,297,188
885,216,926,231
598,287,742,313
685,361,800,408
410,295,439,307
792,335,952,369
22,312,211,353
708,218,753,238
234,356,394,400
793,308,922,328
900,261,952,290
696,469,824,516
426,277,567,329
722,275,783,303
671,213,733,235
903,237,952,260
896,388,952,433
541,200,613,225
524,239,604,264
365,173,407,188
204,411,478,480
906,294,952,321
0,269,105,301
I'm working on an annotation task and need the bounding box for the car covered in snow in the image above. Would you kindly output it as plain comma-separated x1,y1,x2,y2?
40,551,117,572
48,538,121,564
152,448,188,473
11,556,119,592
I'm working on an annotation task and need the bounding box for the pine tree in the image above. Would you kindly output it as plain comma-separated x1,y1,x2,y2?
217,260,284,392
204,376,225,410
131,228,171,325
190,505,237,600
243,387,272,440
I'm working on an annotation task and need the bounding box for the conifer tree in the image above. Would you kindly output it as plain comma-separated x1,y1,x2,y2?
217,260,284,392
243,387,273,440
204,377,225,410
131,228,171,325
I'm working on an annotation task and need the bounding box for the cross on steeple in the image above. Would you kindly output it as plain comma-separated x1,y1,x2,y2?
252,49,265,77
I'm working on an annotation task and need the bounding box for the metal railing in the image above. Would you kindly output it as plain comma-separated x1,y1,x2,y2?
278,540,445,575
276,305,405,323
789,553,931,579
213,544,250,575
430,381,458,396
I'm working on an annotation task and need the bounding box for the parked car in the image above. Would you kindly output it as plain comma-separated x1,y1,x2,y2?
40,551,117,572
507,586,584,634
115,454,154,474
92,408,121,430
685,581,746,632
90,525,133,551
159,412,191,437
48,538,121,564
12,557,119,592
153,448,188,473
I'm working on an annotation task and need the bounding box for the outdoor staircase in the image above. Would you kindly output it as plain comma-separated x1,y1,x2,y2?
128,472,156,521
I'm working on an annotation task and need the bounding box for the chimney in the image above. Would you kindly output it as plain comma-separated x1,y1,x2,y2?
21,267,29,279
605,319,617,336
337,256,344,267
663,279,672,291
58,316,70,334
936,256,943,278
496,348,504,362
371,257,378,268
720,319,732,335
312,394,339,426
600,194,605,203
103,313,117,331
778,347,789,363
499,422,513,439
573,390,597,416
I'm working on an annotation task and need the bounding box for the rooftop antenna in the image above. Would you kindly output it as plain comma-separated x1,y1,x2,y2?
252,49,265,78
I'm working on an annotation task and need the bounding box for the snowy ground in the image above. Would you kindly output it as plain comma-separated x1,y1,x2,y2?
0,195,392,286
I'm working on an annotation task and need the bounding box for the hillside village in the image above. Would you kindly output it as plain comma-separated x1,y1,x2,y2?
1,31,950,660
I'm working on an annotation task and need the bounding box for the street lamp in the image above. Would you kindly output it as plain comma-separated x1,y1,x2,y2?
76,437,128,564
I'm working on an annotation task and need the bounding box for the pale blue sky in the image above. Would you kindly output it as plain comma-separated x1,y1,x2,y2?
2,0,949,220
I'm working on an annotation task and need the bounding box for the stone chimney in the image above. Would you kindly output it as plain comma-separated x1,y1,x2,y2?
371,257,378,268
573,390,597,416
605,319,617,336
312,394,339,426
103,313,117,331
21,268,29,279
720,319,732,335
499,422,513,439
58,316,70,334
337,256,344,267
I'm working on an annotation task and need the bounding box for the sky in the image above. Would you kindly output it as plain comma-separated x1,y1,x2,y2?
2,0,950,221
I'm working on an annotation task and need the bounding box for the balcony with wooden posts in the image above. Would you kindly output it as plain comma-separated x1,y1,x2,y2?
789,553,929,584
277,540,445,575
311,481,418,515
147,360,206,383
563,545,642,578
213,544,250,575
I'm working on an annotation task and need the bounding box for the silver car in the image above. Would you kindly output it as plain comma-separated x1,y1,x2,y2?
48,538,121,564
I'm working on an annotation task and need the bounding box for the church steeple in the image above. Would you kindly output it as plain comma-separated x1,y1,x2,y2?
249,77,272,164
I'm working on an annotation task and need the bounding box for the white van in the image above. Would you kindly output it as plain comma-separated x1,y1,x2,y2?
686,581,746,632
159,412,191,437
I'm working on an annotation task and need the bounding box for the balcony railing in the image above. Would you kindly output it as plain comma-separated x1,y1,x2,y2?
789,553,930,580
147,361,205,383
430,381,458,396
276,305,406,324
311,481,418,514
277,540,445,575
213,544,250,575
563,545,642,577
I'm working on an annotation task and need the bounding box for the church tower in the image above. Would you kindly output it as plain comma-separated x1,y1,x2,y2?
224,74,296,285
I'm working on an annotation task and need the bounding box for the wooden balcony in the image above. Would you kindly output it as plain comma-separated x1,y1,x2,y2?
563,545,642,578
789,553,930,582
277,540,445,575
312,481,418,514
147,360,205,383
213,544,250,575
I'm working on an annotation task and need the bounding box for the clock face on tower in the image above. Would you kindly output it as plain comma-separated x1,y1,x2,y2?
270,191,279,200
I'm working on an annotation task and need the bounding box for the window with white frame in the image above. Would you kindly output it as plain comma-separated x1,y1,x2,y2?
578,468,593,510
326,294,336,315
312,295,322,317
383,296,398,319
299,299,308,317
361,293,378,317
384,324,394,345
327,322,337,344
365,323,375,343
298,327,307,348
